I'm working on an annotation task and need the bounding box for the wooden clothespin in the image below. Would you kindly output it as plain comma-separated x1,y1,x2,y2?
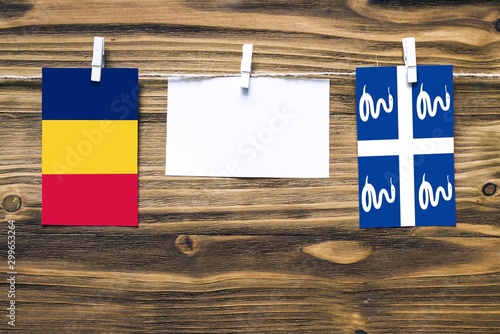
240,44,253,89
402,37,417,83
91,37,105,82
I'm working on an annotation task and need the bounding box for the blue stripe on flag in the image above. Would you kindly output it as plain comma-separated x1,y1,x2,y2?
42,68,138,120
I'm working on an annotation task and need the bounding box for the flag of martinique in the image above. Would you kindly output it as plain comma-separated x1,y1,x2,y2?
42,68,138,226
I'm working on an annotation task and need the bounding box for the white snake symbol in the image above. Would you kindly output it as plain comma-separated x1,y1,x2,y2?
359,85,393,122
361,176,396,212
416,83,450,120
418,173,453,210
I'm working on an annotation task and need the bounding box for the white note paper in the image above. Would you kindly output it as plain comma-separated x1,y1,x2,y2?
166,77,330,178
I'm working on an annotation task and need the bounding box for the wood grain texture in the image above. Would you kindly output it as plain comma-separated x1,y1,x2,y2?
1,0,499,333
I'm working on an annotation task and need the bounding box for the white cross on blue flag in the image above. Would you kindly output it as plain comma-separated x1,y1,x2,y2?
356,65,456,228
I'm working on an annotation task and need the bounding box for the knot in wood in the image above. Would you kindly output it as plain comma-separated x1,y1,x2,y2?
482,182,497,196
2,195,22,212
174,235,200,256
494,19,500,32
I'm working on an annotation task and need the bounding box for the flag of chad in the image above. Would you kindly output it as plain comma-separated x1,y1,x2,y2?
42,68,138,226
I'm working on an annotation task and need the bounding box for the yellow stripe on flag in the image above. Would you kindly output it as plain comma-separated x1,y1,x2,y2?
42,120,137,174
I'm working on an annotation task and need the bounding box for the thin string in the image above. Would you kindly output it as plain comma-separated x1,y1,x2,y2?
0,75,42,80
0,71,499,80
154,71,358,78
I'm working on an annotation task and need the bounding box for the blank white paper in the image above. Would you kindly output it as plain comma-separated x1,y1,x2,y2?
166,77,330,178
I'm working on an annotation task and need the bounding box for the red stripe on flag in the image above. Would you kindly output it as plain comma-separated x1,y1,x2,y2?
42,174,138,226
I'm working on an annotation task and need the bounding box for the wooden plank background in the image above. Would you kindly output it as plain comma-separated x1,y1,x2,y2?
1,0,499,333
